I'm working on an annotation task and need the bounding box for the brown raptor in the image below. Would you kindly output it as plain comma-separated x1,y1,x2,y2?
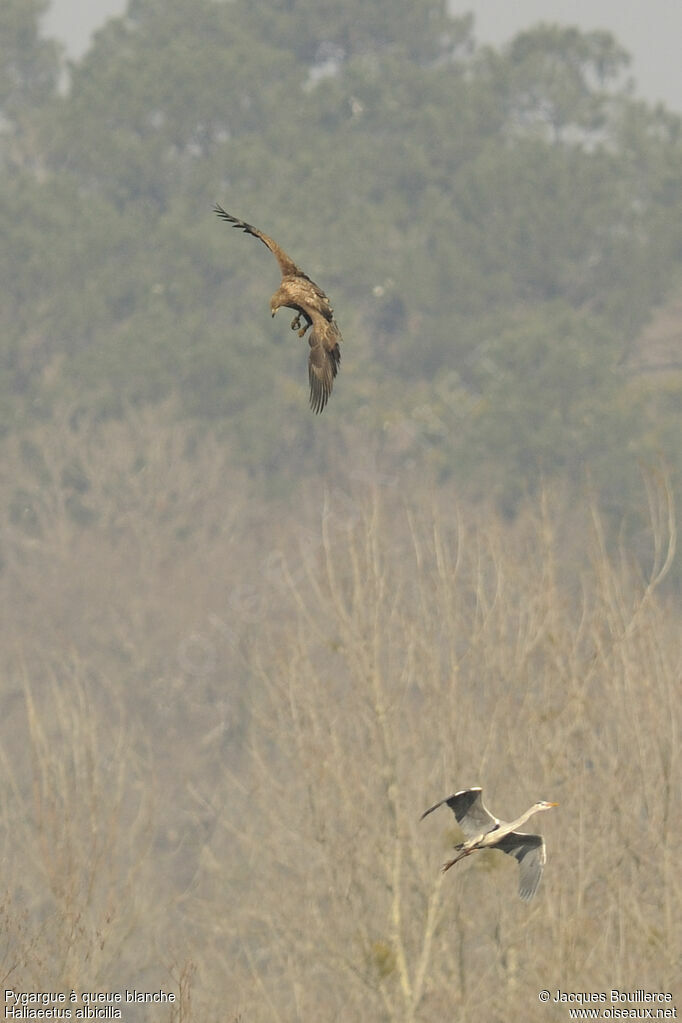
214,205,342,413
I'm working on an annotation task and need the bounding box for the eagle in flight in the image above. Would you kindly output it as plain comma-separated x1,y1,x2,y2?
214,204,342,413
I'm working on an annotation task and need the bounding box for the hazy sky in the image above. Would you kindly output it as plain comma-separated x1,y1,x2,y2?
45,0,682,112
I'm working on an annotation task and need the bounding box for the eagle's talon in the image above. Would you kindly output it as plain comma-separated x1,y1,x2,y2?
295,314,312,338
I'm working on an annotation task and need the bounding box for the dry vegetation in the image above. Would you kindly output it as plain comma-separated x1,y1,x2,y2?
0,409,680,1021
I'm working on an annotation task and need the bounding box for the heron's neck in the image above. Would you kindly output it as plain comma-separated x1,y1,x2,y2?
513,806,538,830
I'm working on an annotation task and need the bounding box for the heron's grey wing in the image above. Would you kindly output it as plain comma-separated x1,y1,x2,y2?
495,831,546,900
420,788,498,838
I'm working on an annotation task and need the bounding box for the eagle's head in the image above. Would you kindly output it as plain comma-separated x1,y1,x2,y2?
270,295,282,317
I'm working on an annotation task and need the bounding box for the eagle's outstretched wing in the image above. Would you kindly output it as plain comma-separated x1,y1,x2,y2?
308,320,341,414
213,204,302,278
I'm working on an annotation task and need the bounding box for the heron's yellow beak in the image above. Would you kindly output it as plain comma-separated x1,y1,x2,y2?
548,802,559,807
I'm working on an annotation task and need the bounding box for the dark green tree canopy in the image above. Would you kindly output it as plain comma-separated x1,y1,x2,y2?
0,0,59,119
236,0,473,66
483,24,632,139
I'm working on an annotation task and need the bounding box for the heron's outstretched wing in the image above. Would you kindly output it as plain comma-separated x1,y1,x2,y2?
495,831,546,900
213,205,302,278
420,788,499,839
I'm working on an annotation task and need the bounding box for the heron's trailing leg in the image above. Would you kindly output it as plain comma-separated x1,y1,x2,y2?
442,843,475,873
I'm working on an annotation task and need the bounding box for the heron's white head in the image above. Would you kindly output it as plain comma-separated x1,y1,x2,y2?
536,801,559,811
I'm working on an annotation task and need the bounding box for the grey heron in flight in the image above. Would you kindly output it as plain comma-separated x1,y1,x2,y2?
420,788,558,900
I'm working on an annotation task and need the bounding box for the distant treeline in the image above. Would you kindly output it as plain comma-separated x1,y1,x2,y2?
1,0,681,519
